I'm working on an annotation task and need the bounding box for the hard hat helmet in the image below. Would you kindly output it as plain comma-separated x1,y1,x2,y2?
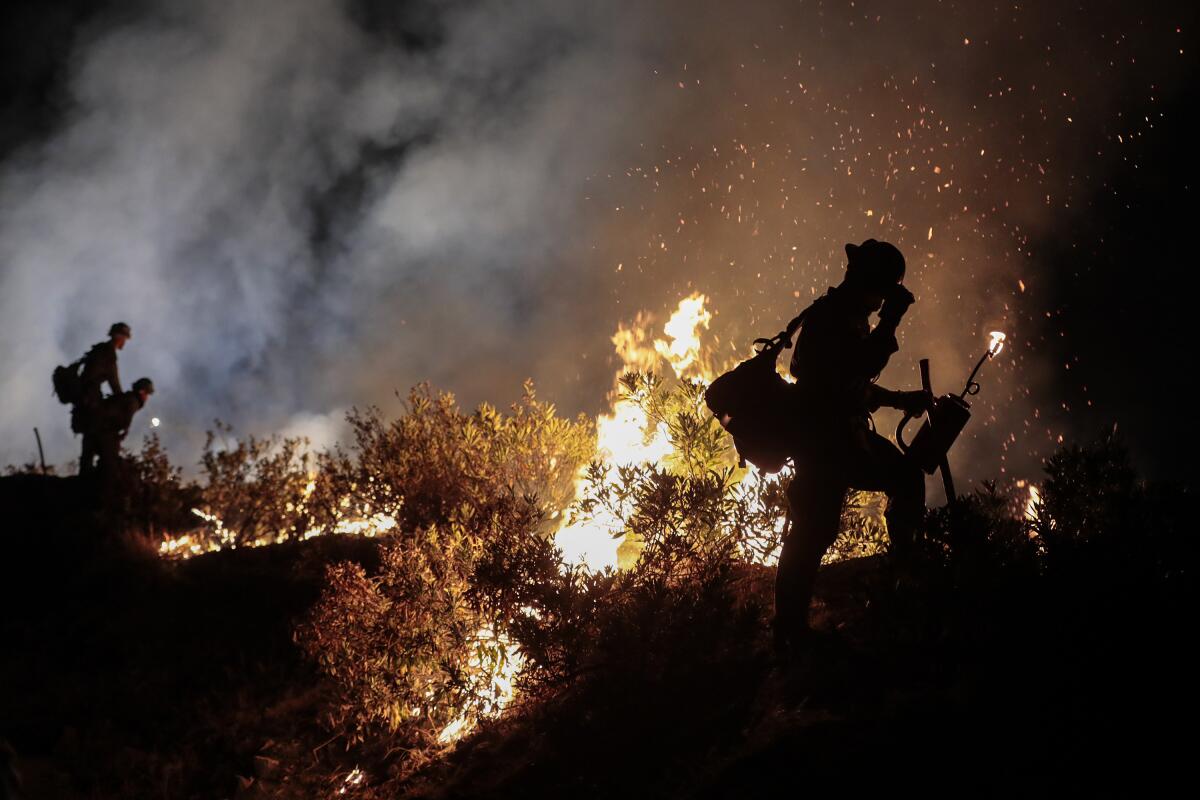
844,240,905,289
132,377,155,395
109,322,132,338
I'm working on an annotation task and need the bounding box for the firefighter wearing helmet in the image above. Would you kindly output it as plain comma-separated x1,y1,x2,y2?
75,322,133,476
80,377,154,484
774,240,933,653
80,322,131,405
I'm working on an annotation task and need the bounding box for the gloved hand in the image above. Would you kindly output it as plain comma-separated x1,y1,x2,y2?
879,284,915,323
896,389,934,417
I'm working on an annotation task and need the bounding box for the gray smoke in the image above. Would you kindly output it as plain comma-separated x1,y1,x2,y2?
1,0,651,467
0,0,1189,490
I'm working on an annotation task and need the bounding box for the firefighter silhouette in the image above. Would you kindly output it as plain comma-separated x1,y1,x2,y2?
774,240,932,652
80,377,155,486
75,322,130,475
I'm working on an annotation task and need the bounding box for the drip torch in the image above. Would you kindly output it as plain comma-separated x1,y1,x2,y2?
896,332,1007,501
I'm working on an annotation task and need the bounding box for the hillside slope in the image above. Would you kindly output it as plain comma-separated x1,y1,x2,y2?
2,471,1192,798
1,475,380,798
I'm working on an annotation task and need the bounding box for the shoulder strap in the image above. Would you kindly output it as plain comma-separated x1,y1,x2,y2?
753,300,817,353
784,302,817,338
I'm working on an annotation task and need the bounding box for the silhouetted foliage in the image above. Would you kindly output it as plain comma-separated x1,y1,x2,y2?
399,430,1191,799
3,461,58,476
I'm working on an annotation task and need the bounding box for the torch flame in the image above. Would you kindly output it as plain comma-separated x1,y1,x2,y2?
988,331,1006,357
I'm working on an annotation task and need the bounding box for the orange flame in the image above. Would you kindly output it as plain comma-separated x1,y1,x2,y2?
988,330,1006,357
553,293,716,571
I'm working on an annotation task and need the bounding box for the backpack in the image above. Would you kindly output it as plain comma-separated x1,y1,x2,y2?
52,359,85,406
704,305,813,474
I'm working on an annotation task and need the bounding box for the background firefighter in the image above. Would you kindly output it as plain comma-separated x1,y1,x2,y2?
774,240,932,652
79,377,154,485
75,322,130,475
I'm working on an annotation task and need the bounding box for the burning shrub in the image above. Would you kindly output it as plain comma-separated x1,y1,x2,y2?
296,384,593,762
195,422,316,547
297,497,539,754
502,375,774,691
117,433,198,536
570,372,888,576
309,382,592,537
505,373,895,692
571,372,788,570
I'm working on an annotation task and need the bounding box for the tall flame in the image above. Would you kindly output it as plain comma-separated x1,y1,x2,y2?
654,293,712,377
553,293,715,571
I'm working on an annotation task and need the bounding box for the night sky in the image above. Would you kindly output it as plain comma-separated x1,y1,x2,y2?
2,0,1197,487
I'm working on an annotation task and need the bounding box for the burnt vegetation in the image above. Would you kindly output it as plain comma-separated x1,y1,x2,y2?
1,379,1191,798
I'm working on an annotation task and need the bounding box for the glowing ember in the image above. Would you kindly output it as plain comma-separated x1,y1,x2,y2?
337,767,365,795
158,506,397,559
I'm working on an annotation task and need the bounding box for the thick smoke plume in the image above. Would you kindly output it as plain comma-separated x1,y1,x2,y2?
1,0,1191,488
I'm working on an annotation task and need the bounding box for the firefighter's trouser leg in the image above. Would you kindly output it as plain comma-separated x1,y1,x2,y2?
95,433,121,495
776,466,847,643
775,432,926,642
